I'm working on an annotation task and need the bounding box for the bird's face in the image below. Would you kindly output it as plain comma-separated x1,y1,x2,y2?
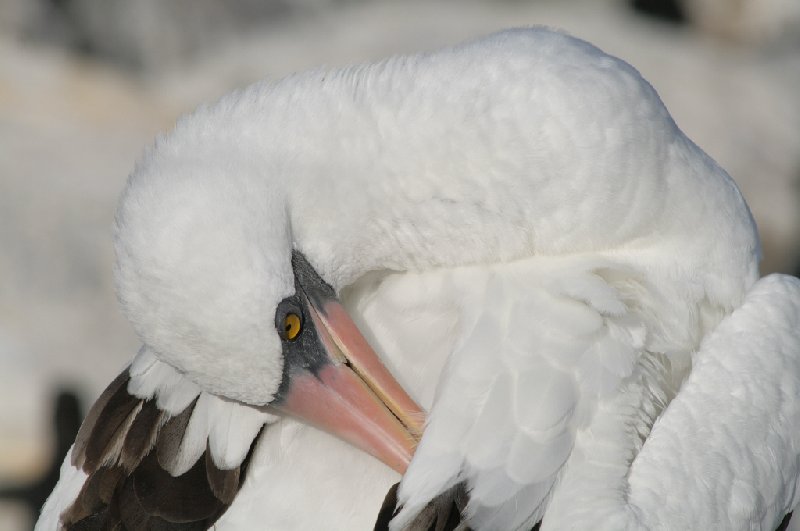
113,155,423,472
267,251,425,473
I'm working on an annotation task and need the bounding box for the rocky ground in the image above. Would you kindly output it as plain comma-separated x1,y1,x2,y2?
1,0,798,529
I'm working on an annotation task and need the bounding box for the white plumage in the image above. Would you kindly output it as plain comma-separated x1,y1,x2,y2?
37,28,799,530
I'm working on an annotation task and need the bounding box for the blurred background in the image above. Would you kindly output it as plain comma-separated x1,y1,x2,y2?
0,0,798,529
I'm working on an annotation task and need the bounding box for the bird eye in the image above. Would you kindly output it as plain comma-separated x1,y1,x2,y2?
283,313,302,341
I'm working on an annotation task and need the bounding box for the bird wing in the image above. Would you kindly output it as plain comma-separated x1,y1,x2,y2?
36,347,274,531
625,274,800,529
543,273,800,530
393,256,648,530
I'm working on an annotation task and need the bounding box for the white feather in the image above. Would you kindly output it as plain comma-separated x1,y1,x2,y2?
128,347,202,415
35,448,87,531
207,396,275,470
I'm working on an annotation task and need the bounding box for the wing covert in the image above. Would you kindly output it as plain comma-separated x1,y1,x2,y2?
41,347,274,531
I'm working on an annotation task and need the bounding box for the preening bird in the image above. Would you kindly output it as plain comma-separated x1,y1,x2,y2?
36,28,800,530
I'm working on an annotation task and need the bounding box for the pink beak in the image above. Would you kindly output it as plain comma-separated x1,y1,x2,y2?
274,297,425,474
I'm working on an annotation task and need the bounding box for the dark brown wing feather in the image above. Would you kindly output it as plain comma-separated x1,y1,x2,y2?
131,450,222,522
156,399,196,472
373,482,400,531
374,482,471,531
205,448,240,505
120,399,164,471
374,482,544,531
72,371,133,471
62,368,262,531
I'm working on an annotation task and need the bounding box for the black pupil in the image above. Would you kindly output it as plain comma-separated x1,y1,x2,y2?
285,321,292,331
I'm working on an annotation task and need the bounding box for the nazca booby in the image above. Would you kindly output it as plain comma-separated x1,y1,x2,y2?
36,28,800,530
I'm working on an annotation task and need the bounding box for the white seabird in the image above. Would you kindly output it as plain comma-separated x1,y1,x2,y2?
36,28,800,530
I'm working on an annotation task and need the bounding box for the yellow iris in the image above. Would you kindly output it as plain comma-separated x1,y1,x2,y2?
284,313,302,340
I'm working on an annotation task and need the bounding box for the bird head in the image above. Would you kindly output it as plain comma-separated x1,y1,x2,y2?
113,143,424,473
